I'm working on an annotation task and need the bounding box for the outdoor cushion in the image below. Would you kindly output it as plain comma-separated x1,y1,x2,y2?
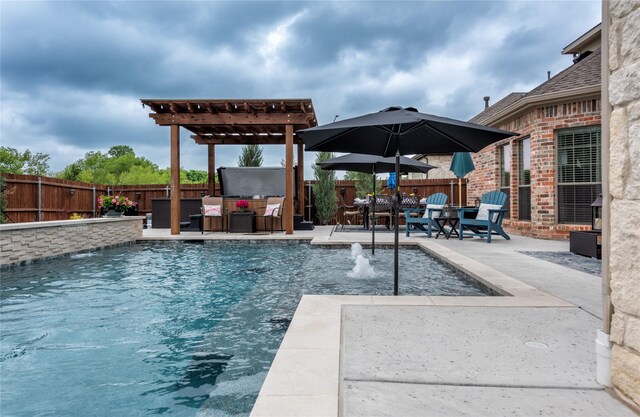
423,204,444,218
475,203,502,222
264,203,280,217
203,204,222,217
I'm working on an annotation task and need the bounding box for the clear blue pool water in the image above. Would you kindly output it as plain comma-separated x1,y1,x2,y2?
0,242,489,416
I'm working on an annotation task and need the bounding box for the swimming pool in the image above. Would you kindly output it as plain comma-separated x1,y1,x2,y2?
0,242,489,416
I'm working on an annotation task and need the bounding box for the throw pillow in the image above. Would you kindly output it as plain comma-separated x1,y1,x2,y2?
423,204,444,218
264,203,280,217
204,205,222,217
475,203,502,222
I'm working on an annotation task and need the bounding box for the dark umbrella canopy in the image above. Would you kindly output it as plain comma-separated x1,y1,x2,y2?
318,153,436,174
299,106,516,156
299,106,517,296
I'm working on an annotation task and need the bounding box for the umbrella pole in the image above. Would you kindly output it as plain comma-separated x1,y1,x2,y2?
458,177,462,207
393,149,400,296
371,172,376,255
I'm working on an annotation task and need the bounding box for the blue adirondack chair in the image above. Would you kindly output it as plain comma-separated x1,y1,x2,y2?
457,190,510,243
404,192,448,237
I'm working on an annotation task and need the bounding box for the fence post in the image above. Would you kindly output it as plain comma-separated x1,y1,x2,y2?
92,186,96,218
37,176,42,222
449,180,455,205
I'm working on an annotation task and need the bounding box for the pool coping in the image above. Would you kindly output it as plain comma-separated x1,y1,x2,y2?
249,238,573,417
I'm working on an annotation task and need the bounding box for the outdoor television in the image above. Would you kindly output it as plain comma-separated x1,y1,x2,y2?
217,167,297,198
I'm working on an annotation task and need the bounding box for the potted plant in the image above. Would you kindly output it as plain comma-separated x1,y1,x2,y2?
98,194,136,217
235,199,249,213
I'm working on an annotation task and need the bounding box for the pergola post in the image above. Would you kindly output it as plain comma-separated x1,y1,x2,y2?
170,125,181,235
297,142,304,216
285,124,294,234
208,144,215,196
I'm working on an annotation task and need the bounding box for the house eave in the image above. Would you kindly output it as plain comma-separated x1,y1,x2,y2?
562,23,602,55
479,84,601,127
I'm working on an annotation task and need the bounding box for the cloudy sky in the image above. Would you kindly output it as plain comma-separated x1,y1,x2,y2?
1,0,601,179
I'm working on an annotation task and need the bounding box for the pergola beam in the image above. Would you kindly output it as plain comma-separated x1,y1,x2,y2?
150,112,314,127
192,134,303,145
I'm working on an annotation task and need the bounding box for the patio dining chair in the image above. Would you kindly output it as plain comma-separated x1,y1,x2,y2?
369,194,393,229
339,189,362,229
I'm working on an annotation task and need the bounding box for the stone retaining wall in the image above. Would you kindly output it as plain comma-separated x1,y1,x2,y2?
0,217,144,267
608,0,640,410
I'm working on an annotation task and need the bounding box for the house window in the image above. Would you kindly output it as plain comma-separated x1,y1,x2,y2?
499,143,511,219
518,138,531,221
557,126,601,224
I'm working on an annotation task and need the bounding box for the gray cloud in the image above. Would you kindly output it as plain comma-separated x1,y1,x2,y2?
1,0,601,179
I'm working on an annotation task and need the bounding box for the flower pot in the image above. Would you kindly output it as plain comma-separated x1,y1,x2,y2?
104,209,124,217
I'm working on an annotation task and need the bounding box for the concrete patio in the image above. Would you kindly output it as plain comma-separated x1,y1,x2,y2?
141,226,637,416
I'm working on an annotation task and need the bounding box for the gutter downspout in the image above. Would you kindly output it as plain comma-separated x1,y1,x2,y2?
596,0,612,387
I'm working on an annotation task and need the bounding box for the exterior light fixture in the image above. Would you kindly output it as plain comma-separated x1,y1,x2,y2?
69,188,76,196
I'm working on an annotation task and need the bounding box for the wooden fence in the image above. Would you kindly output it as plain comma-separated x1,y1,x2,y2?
1,174,466,225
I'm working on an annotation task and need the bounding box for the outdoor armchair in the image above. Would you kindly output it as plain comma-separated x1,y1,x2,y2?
257,196,284,233
202,196,228,233
457,190,510,243
404,192,448,237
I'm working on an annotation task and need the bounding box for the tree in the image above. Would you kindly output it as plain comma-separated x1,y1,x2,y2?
0,146,50,175
58,146,160,184
313,152,338,224
238,144,263,167
184,169,208,184
344,171,383,198
107,145,135,159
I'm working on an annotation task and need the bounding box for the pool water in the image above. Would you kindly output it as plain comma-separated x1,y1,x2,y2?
0,242,489,416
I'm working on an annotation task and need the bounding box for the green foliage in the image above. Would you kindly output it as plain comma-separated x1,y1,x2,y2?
0,146,50,175
312,152,338,224
57,145,209,185
238,144,263,167
344,171,383,198
184,169,208,183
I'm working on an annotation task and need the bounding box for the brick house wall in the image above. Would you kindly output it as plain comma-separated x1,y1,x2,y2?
467,98,601,240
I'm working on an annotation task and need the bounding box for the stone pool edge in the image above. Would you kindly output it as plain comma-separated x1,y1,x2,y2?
249,239,573,417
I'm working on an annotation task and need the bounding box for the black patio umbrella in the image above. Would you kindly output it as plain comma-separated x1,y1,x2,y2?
298,106,516,295
318,153,436,255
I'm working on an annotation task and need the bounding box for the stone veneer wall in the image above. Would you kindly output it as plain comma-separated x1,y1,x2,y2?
467,98,601,240
0,217,143,267
410,155,454,179
607,0,640,409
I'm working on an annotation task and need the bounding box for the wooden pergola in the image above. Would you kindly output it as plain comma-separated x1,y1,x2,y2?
141,98,317,235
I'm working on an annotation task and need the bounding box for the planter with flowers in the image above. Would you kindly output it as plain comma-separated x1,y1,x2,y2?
98,195,137,217
230,200,255,233
235,199,249,213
